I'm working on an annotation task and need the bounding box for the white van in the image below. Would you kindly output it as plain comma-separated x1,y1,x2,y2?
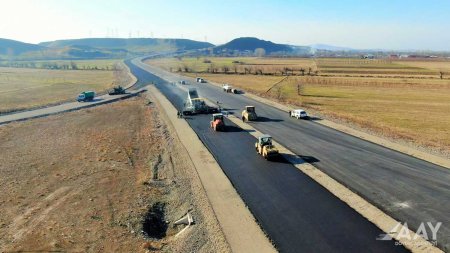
290,109,308,119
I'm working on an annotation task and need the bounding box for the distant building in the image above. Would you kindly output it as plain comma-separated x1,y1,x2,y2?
361,54,375,59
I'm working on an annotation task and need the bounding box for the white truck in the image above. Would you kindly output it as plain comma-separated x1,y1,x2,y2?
196,77,206,83
290,109,309,119
222,84,238,94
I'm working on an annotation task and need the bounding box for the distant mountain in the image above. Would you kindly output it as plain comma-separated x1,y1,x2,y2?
0,37,213,60
0,38,45,56
40,38,213,54
214,37,293,54
310,44,354,51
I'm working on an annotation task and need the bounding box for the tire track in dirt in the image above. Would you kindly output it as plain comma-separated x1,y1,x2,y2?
6,186,81,246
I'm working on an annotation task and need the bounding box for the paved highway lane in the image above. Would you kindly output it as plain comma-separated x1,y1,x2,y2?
127,59,409,252
130,59,450,252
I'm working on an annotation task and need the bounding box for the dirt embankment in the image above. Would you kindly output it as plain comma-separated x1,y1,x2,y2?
0,96,229,252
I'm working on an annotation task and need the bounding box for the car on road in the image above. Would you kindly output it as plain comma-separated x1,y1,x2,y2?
179,80,187,85
222,84,239,94
196,77,206,83
290,109,308,119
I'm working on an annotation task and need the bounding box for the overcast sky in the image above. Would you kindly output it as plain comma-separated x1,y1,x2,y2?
1,0,449,50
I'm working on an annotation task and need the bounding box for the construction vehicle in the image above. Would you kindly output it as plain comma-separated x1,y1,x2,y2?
108,85,126,95
183,88,219,115
77,91,95,102
255,134,279,160
210,113,225,131
241,106,258,121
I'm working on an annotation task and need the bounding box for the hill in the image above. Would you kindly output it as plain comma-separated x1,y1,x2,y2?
0,38,45,56
40,38,214,54
0,38,213,60
214,37,293,55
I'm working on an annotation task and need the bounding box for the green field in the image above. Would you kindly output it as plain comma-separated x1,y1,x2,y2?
0,60,131,113
146,57,450,153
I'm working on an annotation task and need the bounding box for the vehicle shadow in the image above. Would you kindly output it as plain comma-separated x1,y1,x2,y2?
256,116,283,122
224,125,244,132
91,98,104,102
308,116,322,121
281,153,321,164
299,155,320,164
267,155,291,164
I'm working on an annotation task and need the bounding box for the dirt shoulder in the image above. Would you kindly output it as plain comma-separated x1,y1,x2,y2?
0,96,229,252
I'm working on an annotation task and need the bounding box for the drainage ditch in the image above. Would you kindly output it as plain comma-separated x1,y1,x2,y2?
142,202,168,239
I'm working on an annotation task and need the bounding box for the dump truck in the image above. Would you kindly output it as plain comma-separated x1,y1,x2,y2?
108,86,126,95
255,134,279,160
210,113,225,131
241,106,258,121
183,88,219,115
77,91,95,102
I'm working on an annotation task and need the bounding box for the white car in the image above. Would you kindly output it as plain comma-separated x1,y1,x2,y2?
290,109,308,119
222,84,232,92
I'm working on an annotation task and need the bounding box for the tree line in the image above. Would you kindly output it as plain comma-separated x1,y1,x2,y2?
0,61,118,71
171,64,320,76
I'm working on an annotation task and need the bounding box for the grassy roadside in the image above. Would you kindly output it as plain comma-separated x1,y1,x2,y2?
0,60,132,114
146,57,450,154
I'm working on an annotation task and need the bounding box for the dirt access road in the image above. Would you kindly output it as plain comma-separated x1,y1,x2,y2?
0,96,228,252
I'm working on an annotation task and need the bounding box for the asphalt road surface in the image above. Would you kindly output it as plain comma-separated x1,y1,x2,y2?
127,58,415,252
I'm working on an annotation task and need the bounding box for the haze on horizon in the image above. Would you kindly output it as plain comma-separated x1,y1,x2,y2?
1,0,449,51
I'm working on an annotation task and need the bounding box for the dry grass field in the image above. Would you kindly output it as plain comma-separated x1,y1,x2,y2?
0,60,131,114
0,97,228,252
146,57,450,154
